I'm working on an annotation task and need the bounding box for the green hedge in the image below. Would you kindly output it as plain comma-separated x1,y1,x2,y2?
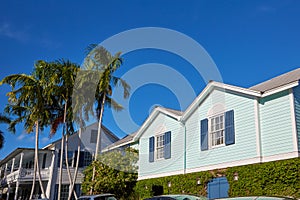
134,171,212,199
227,157,300,198
133,157,300,199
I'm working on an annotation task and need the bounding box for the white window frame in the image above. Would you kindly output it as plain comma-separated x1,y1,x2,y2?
209,113,225,148
155,134,165,160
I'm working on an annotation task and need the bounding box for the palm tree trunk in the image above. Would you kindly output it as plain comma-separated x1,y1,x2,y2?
36,153,47,199
95,95,106,160
58,134,65,200
90,95,106,194
68,127,82,200
29,121,47,199
61,101,78,199
58,102,67,200
29,123,38,199
65,133,78,200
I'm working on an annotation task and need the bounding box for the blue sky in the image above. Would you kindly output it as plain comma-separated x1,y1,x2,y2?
1,0,300,159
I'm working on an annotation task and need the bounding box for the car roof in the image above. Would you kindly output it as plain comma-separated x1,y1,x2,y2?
145,194,206,200
215,197,296,200
78,193,115,198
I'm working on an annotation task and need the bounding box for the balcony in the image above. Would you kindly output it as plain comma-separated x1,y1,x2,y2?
5,168,50,184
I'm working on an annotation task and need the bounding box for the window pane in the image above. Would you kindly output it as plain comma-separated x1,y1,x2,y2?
210,114,225,147
90,130,98,144
216,117,219,124
156,134,165,159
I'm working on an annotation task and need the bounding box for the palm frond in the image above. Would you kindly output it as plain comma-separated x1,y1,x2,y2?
0,130,4,149
105,96,123,112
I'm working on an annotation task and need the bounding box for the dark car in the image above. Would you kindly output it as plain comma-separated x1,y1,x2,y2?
215,197,296,200
77,194,117,200
144,194,207,200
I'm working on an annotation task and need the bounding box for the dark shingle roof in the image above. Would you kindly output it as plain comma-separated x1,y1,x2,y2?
104,132,137,150
250,68,300,92
159,107,183,116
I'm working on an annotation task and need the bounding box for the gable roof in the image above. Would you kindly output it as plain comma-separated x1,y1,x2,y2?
160,107,183,116
102,107,183,151
107,68,300,147
0,148,53,165
181,81,261,121
42,123,119,149
250,68,300,92
133,106,182,141
102,132,137,152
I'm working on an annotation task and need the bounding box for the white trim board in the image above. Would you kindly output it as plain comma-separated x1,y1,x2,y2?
289,88,299,152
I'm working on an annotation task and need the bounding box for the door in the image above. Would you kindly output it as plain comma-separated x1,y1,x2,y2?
207,177,229,199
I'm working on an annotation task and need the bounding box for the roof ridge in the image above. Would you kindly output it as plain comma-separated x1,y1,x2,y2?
250,68,300,92
157,106,183,116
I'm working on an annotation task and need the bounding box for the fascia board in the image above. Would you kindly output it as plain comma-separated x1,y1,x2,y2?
133,107,181,142
261,81,299,97
102,140,134,152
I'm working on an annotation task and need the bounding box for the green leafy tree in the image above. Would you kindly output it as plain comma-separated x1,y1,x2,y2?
82,148,138,199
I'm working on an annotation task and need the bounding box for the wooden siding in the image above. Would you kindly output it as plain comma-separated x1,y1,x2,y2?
293,86,300,151
185,89,257,170
259,90,294,156
138,113,184,178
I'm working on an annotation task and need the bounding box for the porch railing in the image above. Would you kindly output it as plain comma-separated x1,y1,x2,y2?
6,168,50,183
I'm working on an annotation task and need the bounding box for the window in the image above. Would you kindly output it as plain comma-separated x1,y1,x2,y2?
57,150,74,168
210,114,225,147
55,184,69,200
67,151,74,166
200,110,235,151
61,184,69,200
79,151,93,167
156,134,165,159
149,131,171,162
42,153,47,169
83,151,93,166
90,130,98,143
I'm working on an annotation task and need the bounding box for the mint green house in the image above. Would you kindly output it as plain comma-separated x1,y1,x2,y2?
105,69,300,180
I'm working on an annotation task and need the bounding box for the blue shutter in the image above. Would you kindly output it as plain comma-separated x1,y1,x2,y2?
54,184,59,200
164,131,171,159
201,118,208,151
73,151,78,168
149,137,154,162
79,151,84,167
57,150,61,167
225,110,235,145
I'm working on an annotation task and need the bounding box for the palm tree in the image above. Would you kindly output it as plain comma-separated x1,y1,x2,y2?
0,130,3,149
70,69,97,199
0,114,11,149
44,59,81,200
84,45,130,194
0,62,56,199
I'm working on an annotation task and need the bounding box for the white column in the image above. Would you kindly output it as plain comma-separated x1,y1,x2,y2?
6,184,10,200
14,153,24,200
4,163,8,200
11,158,15,173
14,182,19,200
4,163,8,177
45,151,55,199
